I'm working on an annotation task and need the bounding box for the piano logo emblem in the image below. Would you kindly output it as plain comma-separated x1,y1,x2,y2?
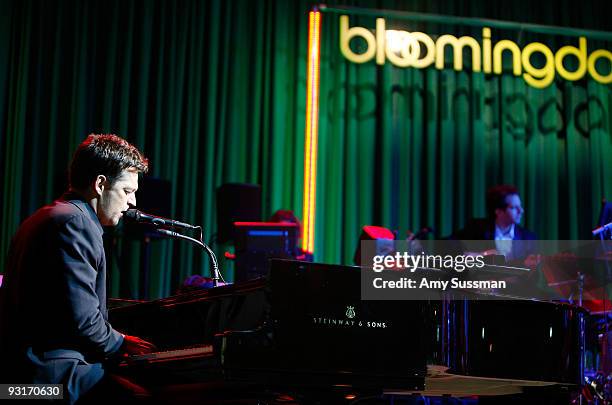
312,306,388,329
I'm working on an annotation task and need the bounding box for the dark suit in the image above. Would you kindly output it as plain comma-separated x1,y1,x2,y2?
0,192,123,404
451,218,537,261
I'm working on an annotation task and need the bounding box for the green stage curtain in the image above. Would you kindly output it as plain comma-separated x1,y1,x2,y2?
0,0,310,298
1,0,611,299
315,5,612,266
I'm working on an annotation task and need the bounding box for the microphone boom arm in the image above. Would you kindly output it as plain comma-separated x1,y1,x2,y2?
156,228,223,287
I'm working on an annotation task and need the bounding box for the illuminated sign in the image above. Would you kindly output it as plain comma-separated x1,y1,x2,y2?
340,15,612,88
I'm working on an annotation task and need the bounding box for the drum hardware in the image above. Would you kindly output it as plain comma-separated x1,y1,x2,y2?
582,373,612,404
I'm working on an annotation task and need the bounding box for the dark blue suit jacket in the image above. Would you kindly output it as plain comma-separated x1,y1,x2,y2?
0,193,123,403
450,218,538,261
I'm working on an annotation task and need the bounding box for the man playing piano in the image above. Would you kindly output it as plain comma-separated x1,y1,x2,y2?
0,134,156,403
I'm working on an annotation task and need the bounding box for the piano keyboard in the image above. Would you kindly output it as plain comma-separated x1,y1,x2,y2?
126,344,214,364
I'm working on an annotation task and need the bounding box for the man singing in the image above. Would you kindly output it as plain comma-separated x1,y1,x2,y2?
0,134,156,403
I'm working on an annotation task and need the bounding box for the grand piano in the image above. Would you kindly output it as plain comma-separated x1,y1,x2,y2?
109,259,585,404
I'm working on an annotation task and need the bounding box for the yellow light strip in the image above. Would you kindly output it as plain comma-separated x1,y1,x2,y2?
302,10,321,255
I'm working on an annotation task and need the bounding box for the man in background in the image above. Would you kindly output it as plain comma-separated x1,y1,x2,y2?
0,134,156,403
453,184,537,264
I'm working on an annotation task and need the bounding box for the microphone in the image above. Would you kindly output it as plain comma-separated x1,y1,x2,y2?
123,209,199,230
592,222,612,237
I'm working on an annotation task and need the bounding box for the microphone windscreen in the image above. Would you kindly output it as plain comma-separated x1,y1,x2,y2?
123,209,140,221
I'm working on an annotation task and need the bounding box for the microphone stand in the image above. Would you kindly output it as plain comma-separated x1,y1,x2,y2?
156,228,223,287
599,224,612,387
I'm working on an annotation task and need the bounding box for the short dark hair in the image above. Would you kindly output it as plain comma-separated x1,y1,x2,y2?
269,209,299,224
486,184,519,219
69,134,149,189
269,209,301,237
